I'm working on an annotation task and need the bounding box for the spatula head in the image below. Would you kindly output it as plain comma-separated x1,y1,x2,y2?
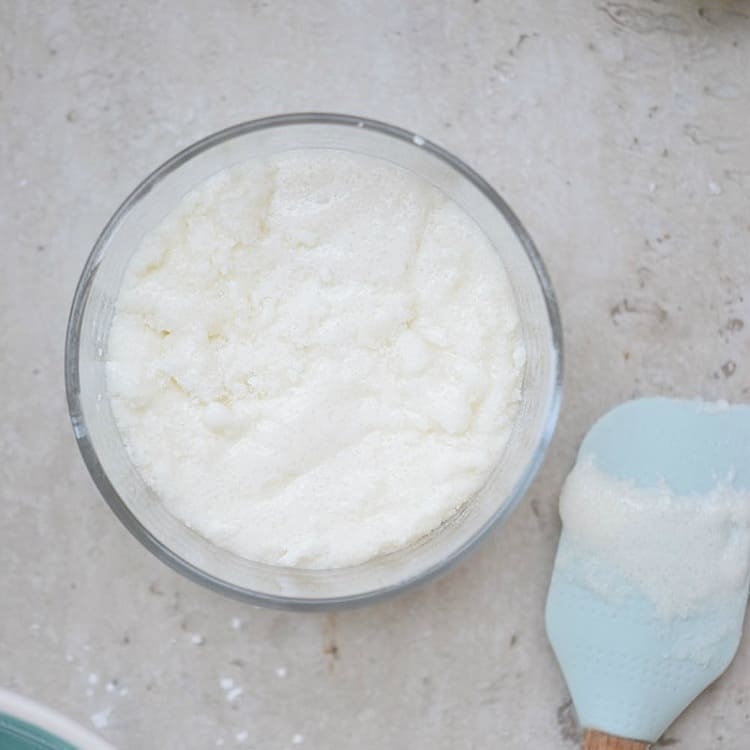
546,398,750,743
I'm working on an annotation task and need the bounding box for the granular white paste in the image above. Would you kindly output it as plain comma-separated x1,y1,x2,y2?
559,457,750,618
106,150,525,568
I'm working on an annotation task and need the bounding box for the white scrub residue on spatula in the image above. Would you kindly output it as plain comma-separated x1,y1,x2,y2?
546,397,750,749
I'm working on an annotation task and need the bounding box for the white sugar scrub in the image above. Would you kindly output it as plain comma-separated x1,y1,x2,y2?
106,149,525,569
558,457,750,619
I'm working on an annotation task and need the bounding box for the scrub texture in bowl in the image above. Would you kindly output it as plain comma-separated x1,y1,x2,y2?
106,149,526,570
66,113,562,609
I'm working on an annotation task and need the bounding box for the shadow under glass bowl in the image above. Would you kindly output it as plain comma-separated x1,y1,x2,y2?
65,113,563,611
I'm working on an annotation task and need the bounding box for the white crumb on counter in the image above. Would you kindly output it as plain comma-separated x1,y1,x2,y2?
90,708,111,729
226,686,243,702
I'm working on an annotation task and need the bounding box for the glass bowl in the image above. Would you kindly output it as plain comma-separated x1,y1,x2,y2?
65,113,562,610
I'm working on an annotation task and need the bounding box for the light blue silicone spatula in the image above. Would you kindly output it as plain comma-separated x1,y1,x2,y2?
546,398,750,750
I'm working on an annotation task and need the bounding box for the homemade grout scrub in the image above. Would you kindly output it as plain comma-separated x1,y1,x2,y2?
106,150,525,568
558,456,750,621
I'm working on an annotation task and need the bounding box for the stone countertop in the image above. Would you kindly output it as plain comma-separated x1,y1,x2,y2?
1,1,749,748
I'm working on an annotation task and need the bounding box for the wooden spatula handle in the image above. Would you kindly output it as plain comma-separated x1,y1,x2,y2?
584,729,650,750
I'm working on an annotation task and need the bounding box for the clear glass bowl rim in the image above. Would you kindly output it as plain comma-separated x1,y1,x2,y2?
65,112,563,610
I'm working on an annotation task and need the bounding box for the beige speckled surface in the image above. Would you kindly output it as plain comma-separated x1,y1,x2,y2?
1,1,749,748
